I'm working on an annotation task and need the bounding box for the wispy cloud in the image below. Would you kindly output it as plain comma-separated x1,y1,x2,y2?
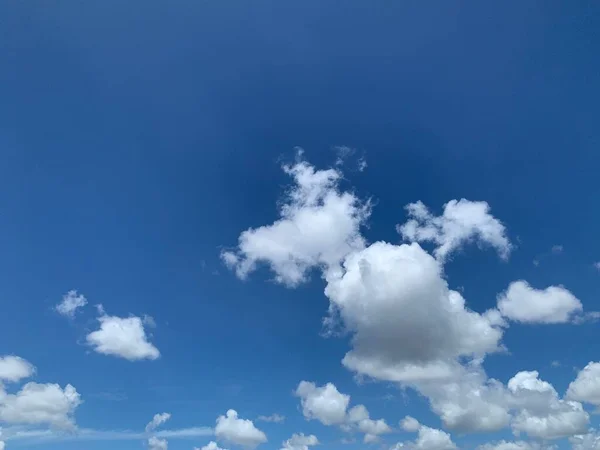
257,413,285,423
3,426,213,444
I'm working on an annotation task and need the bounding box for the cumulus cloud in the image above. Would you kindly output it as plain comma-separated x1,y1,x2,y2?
507,371,588,439
0,382,81,429
400,416,421,433
148,436,168,450
570,429,600,450
215,410,267,448
567,362,600,406
256,414,285,423
197,441,228,450
324,241,505,384
280,433,318,450
223,157,593,440
397,199,512,261
295,381,349,426
86,312,160,361
393,422,457,450
0,356,35,383
221,159,370,286
146,413,171,432
497,281,583,324
294,381,390,441
55,290,87,318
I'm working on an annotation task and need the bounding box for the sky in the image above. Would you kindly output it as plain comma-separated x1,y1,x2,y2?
1,1,600,450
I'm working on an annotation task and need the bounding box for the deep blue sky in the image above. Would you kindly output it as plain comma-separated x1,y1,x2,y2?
1,2,599,450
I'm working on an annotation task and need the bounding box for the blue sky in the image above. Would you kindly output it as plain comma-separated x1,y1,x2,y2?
1,1,600,450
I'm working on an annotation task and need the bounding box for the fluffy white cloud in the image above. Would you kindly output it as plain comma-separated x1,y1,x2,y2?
294,381,390,441
397,199,511,261
280,433,318,450
0,356,35,383
497,281,583,324
256,414,285,423
0,382,81,429
146,412,171,432
197,441,228,450
567,362,600,406
400,416,421,433
221,159,370,287
507,371,588,439
215,410,267,448
325,242,505,384
295,381,349,426
570,429,600,450
414,364,510,433
55,290,87,318
393,423,457,450
86,313,160,361
223,158,594,440
0,429,4,450
148,436,168,450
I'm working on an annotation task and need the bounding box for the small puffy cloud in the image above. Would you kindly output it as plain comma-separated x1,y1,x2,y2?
222,159,370,287
55,290,87,318
497,281,583,324
398,199,511,261
0,356,35,383
0,382,81,429
256,414,285,423
567,362,600,406
86,313,160,361
215,410,267,448
551,245,563,254
280,433,318,450
401,416,421,433
197,442,228,450
295,381,349,426
146,412,171,432
346,404,391,442
393,423,457,450
148,436,168,450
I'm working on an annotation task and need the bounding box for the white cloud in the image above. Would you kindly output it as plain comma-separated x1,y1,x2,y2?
0,382,81,429
325,241,505,384
86,313,160,361
567,362,600,406
148,436,168,450
55,290,87,318
594,262,600,272
256,414,285,423
393,423,457,450
223,157,595,441
0,429,4,450
497,281,583,324
551,245,563,254
570,429,600,450
507,371,588,439
198,441,228,450
221,159,370,287
477,441,546,450
0,356,35,383
397,199,511,261
414,364,510,433
400,416,421,433
294,381,389,441
146,413,171,432
295,381,349,426
280,433,318,450
214,410,266,448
